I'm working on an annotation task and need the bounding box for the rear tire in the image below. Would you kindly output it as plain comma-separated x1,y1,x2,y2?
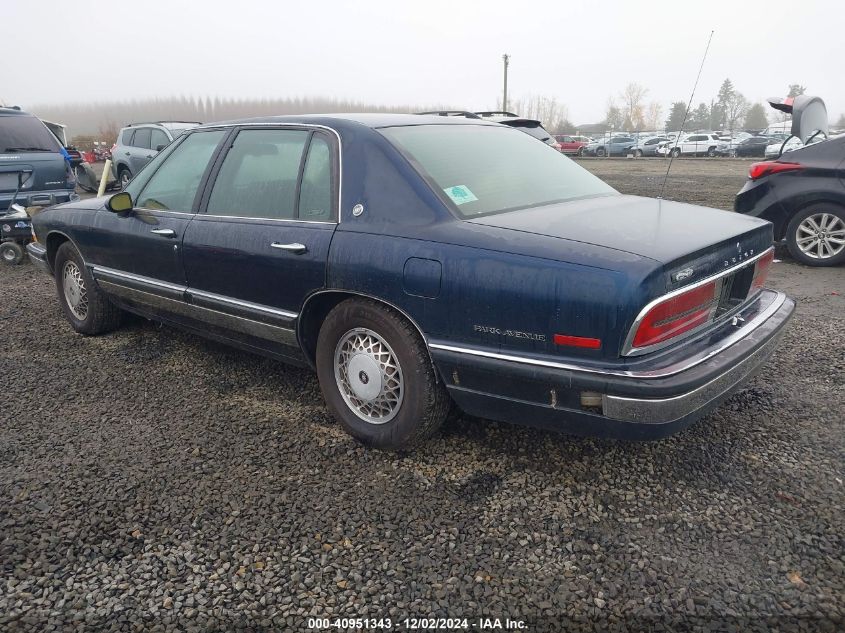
596,147,606,157
707,146,716,157
0,241,24,265
634,149,643,158
671,147,681,158
54,242,122,334
785,203,845,267
316,299,450,450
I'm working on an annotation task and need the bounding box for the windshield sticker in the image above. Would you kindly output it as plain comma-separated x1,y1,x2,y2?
444,185,478,206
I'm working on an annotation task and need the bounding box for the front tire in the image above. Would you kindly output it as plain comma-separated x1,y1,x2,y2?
596,147,606,157
634,149,643,158
54,242,122,334
707,146,716,157
118,167,132,189
785,204,845,266
0,241,24,265
316,299,450,450
671,147,681,158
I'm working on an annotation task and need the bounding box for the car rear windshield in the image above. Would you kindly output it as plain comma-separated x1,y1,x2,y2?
0,116,61,153
382,124,617,218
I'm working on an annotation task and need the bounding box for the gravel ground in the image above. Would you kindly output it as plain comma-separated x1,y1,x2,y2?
1,160,843,632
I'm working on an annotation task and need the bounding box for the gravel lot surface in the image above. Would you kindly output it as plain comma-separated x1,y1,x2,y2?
1,160,843,632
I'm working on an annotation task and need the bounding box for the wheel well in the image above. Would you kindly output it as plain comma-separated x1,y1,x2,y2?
297,291,433,370
45,232,70,271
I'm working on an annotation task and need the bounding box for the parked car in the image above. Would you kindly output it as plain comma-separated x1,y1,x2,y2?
554,135,590,155
715,132,753,156
656,133,722,157
731,136,773,158
630,136,669,157
111,121,200,188
28,114,794,449
762,135,827,159
474,112,560,149
583,136,636,156
736,134,845,266
1,106,78,211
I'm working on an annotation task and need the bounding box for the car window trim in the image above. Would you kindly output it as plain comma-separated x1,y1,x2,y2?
195,124,340,224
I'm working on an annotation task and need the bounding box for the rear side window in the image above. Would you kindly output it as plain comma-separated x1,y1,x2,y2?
298,136,334,221
207,129,309,220
134,130,225,212
132,128,152,149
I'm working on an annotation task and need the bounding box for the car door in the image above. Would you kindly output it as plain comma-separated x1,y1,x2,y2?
181,126,338,355
87,129,227,295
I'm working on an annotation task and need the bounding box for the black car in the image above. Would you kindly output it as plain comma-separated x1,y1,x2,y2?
735,135,845,266
732,136,772,157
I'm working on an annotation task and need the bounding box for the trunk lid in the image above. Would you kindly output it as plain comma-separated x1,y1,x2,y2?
467,194,773,286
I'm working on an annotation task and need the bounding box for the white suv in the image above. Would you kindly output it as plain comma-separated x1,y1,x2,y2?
656,133,722,157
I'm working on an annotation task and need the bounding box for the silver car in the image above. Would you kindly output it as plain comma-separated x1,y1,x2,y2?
111,121,200,188
630,136,669,157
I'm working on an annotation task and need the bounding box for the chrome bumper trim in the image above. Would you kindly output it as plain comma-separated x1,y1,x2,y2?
26,242,50,273
602,324,785,424
429,291,787,380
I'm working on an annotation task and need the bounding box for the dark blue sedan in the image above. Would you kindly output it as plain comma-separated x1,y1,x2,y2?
28,114,794,449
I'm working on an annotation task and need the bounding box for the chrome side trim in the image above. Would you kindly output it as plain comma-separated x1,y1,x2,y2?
428,291,787,380
622,247,774,357
91,266,186,293
98,281,298,347
188,288,298,320
603,324,785,423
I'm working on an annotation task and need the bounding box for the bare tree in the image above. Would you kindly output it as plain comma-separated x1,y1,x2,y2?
619,83,648,129
645,102,663,131
97,120,121,144
723,92,749,133
506,95,573,132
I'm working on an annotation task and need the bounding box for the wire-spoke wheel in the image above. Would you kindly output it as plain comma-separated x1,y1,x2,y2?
334,328,404,424
62,260,89,320
316,299,450,449
786,204,845,267
54,241,122,334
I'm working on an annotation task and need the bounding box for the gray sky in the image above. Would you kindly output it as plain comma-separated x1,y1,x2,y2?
4,0,842,124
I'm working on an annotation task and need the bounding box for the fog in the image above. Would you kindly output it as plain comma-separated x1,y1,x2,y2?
3,0,841,132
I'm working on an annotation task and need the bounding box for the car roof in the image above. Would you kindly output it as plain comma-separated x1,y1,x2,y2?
197,113,505,131
0,107,35,117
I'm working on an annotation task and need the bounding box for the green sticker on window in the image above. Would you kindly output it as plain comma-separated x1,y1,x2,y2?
443,184,478,205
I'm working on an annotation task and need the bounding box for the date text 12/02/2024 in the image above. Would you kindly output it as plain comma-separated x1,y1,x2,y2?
308,617,528,630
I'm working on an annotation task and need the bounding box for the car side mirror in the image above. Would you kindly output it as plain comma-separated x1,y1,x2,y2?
156,144,166,152
107,191,133,213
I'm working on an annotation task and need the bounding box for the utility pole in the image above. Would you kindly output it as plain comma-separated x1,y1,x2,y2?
502,54,510,112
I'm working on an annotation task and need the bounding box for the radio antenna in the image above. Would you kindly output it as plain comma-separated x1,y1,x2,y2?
659,30,714,199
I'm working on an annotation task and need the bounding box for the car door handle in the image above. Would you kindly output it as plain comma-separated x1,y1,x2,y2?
270,241,307,254
150,228,176,237
124,152,130,156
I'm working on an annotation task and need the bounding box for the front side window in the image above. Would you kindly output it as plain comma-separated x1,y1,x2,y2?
206,129,310,220
382,124,617,219
133,130,225,212
150,128,169,151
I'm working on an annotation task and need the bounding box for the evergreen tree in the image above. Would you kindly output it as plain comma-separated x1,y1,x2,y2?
744,103,769,129
665,102,687,132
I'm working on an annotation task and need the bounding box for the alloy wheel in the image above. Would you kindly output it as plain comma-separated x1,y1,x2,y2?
795,212,845,260
334,328,404,424
62,260,89,320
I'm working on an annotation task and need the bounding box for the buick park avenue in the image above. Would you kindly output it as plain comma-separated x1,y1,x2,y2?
28,114,794,449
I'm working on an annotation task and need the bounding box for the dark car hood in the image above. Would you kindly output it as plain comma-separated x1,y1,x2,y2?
467,194,771,265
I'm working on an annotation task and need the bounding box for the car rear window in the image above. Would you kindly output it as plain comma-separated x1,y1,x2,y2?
0,115,61,153
381,124,617,219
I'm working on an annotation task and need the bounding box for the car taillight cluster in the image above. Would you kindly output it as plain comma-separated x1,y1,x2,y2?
631,281,718,349
748,161,803,180
751,249,774,290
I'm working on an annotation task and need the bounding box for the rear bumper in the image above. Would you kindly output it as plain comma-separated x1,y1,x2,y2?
26,241,50,273
429,289,794,439
0,189,79,211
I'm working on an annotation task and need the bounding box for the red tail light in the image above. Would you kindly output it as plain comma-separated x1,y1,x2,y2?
631,281,718,349
751,249,774,290
748,161,802,180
